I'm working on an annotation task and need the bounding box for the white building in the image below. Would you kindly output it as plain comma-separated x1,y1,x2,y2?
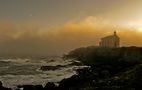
99,31,120,48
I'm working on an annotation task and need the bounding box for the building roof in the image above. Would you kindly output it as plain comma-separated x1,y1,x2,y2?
101,31,119,40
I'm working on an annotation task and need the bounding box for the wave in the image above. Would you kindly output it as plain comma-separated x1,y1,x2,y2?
0,57,86,89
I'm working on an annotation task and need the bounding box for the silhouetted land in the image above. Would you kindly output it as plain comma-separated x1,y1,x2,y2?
62,46,142,90
2,46,142,90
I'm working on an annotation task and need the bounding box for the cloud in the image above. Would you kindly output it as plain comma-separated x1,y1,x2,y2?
0,16,142,55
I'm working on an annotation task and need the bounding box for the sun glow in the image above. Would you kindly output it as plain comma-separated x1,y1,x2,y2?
137,27,142,32
126,21,142,32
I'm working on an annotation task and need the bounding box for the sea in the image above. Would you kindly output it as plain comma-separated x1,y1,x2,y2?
0,56,86,89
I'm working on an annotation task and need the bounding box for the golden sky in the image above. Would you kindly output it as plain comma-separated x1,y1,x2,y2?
0,0,142,55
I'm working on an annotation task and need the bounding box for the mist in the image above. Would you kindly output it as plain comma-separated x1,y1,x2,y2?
0,16,141,56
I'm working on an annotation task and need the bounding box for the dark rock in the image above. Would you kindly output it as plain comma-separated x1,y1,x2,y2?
35,85,43,90
40,62,83,71
14,89,20,90
67,62,83,66
40,65,67,71
20,85,36,90
44,82,57,90
49,59,55,62
0,81,12,90
17,85,44,90
40,66,59,71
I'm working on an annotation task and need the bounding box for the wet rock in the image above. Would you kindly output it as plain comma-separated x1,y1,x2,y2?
17,85,44,90
0,81,12,90
40,66,59,71
24,85,35,90
49,59,55,62
18,85,37,90
35,85,43,90
44,82,57,90
67,62,83,66
14,89,20,90
40,62,83,71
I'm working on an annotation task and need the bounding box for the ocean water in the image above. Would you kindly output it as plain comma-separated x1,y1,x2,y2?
0,56,85,89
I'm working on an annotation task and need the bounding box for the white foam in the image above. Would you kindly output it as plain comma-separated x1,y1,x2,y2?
0,57,85,89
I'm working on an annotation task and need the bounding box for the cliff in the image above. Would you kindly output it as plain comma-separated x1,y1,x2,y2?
64,46,142,65
60,46,142,89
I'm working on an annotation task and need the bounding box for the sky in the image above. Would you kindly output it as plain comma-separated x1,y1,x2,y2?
0,0,142,55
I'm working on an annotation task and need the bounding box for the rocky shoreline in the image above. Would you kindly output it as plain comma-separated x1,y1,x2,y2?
2,46,142,90
0,81,58,90
0,60,86,90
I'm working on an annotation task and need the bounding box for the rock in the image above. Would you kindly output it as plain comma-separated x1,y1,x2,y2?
40,66,59,71
67,62,83,66
35,85,43,90
17,85,44,90
44,82,57,90
20,85,36,90
49,59,55,62
0,81,12,90
40,62,83,71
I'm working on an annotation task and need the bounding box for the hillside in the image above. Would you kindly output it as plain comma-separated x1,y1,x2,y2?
60,46,142,90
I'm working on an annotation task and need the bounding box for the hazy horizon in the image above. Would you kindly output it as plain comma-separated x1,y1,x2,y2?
0,0,142,55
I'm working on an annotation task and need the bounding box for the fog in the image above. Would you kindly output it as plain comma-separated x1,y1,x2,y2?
0,16,141,56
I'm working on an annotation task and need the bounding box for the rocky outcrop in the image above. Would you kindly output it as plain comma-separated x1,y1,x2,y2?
64,46,142,65
0,81,12,90
40,62,83,71
2,46,142,90
1,82,58,90
40,66,61,71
